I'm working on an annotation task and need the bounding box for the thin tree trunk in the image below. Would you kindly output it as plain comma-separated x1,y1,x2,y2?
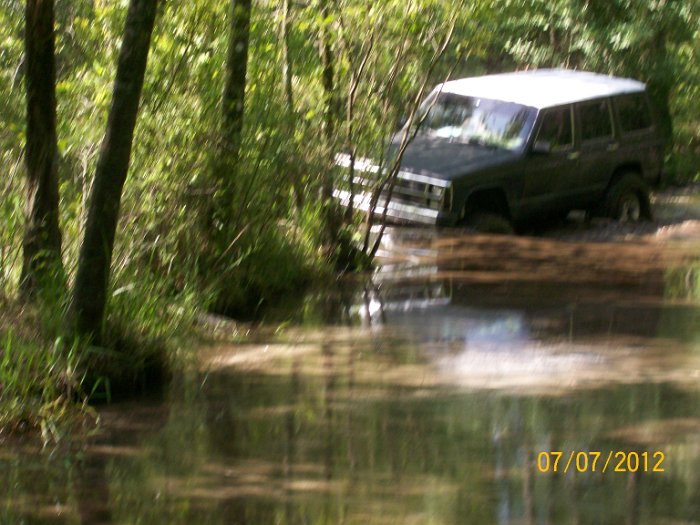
281,0,304,212
365,19,459,259
281,0,294,116
344,37,373,223
21,0,63,296
71,0,158,341
319,0,336,144
221,0,252,165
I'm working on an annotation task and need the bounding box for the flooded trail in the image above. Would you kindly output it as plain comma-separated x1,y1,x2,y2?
3,222,700,523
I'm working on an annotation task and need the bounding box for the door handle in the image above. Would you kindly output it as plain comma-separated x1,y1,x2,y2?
607,142,620,151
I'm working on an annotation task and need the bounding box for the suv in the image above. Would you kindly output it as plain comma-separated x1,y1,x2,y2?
334,69,663,232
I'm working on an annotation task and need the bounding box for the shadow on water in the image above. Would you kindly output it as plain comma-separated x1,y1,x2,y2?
2,230,700,524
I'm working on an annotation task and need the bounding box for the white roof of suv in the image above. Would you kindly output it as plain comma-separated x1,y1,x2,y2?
439,69,646,109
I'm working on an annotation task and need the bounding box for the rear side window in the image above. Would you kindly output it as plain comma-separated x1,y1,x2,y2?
579,99,613,142
616,93,653,133
535,106,573,150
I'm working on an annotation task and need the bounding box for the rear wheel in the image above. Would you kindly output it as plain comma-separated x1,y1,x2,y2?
603,173,652,222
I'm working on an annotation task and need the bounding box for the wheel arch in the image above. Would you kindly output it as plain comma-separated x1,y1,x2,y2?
607,163,644,190
461,187,512,220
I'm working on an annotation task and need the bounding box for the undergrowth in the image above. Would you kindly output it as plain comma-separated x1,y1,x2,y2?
0,299,85,440
0,267,200,440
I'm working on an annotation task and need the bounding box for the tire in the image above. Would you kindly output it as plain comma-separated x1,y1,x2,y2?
463,211,514,234
603,173,652,222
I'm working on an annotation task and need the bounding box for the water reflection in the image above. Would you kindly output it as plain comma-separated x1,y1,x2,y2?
2,231,700,524
665,264,700,301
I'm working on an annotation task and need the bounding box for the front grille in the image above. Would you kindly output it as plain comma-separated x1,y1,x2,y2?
345,171,448,211
333,154,452,222
392,178,445,210
336,155,449,211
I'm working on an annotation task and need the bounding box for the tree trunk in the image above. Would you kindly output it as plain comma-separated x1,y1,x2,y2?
207,0,251,281
221,0,252,163
211,0,251,221
21,0,63,297
318,0,340,244
71,0,158,341
649,29,673,148
319,0,336,143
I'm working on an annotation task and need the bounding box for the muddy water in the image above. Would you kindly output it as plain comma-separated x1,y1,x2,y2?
2,230,700,524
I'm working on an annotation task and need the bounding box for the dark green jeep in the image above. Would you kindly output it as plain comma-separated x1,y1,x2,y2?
335,69,663,233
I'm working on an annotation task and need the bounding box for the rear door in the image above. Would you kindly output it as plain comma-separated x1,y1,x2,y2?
613,92,663,185
575,98,618,204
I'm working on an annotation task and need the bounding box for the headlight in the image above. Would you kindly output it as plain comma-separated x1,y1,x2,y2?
428,184,443,196
441,184,453,212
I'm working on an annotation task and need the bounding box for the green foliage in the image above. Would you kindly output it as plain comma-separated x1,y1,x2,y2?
0,1,25,294
0,173,23,294
669,21,700,183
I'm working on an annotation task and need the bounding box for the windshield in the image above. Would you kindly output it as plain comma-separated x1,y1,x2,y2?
416,92,536,151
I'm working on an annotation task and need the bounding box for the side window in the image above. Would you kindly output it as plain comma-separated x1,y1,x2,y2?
579,99,613,142
616,93,653,133
535,106,573,150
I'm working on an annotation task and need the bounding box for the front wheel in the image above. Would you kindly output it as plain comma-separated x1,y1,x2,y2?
603,174,652,222
463,211,514,234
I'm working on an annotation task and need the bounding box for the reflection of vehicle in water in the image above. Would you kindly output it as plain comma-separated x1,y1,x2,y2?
344,265,683,396
352,273,667,341
352,279,530,350
345,228,669,351
335,69,662,232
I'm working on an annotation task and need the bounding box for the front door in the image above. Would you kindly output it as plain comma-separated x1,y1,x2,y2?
522,105,580,216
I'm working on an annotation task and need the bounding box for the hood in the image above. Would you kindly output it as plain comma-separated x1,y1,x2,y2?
391,135,518,180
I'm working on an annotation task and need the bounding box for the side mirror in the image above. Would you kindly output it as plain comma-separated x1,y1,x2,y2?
531,140,552,155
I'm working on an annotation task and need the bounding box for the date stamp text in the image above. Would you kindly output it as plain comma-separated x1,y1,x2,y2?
537,451,666,474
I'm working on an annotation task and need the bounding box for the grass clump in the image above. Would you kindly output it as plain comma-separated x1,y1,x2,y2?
0,265,198,440
206,222,322,320
0,300,86,439
83,272,199,401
